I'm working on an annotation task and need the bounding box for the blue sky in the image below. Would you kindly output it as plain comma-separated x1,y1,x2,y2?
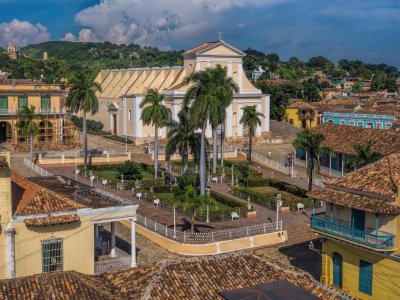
0,0,399,67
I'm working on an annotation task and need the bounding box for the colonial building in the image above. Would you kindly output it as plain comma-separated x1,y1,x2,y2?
0,79,79,151
0,151,138,279
309,153,400,299
284,99,320,129
93,40,270,143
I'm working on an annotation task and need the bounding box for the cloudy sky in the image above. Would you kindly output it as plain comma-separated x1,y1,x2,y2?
0,0,399,67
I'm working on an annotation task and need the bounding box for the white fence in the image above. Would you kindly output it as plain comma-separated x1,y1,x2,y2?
24,157,53,176
295,158,343,178
136,215,281,244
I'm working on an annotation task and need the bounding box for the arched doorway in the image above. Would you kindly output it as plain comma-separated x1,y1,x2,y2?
0,121,12,142
39,120,53,142
333,252,343,288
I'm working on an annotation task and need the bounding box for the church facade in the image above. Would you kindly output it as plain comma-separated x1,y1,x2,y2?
93,40,270,143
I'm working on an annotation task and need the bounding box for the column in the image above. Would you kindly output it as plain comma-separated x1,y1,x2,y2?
263,95,270,131
134,96,142,137
5,223,15,279
256,104,262,136
130,220,137,268
207,61,211,68
228,62,233,78
206,119,212,138
195,61,201,72
172,102,179,122
237,103,243,136
122,96,127,136
238,63,243,93
110,222,116,258
109,113,113,133
225,104,233,137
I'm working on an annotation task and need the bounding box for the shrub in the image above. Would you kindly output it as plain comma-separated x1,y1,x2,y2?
70,116,104,132
210,191,247,209
246,178,307,198
116,161,143,180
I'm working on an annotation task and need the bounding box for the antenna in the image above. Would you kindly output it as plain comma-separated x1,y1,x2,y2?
217,31,223,41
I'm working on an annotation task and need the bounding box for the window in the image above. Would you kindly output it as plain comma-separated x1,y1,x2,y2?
18,97,28,110
349,121,355,126
385,123,392,130
357,121,364,128
359,260,373,295
340,120,345,126
289,119,294,125
41,97,50,111
128,109,132,121
376,122,382,129
0,96,7,111
328,120,334,124
366,122,373,129
42,239,63,273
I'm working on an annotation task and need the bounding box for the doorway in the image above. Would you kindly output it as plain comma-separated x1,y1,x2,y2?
333,252,343,288
113,114,117,135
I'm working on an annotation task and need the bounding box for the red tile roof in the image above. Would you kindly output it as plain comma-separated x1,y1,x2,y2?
24,215,80,226
0,255,345,300
288,99,316,110
184,41,220,54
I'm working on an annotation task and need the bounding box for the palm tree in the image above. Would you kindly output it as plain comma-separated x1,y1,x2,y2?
16,105,40,161
181,185,205,233
236,162,250,187
183,69,216,195
240,105,265,162
209,65,239,173
140,88,169,179
66,72,102,172
292,131,325,191
347,141,381,171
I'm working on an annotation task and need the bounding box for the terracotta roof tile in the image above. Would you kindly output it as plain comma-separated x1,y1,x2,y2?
310,124,400,155
24,215,80,226
184,41,220,54
288,99,316,110
0,255,345,300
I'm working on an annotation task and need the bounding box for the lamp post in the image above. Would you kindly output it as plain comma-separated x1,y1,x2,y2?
247,195,251,211
291,149,295,178
276,192,282,230
125,135,128,154
173,203,176,238
231,164,234,186
206,188,210,223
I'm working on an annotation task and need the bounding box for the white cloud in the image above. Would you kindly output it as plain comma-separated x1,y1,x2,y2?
78,28,99,42
61,32,77,42
71,0,290,46
0,19,50,47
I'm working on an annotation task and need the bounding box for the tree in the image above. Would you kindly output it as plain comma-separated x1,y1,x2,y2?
347,141,381,171
384,77,398,93
183,68,217,195
16,105,40,161
66,71,101,172
302,79,321,102
371,72,386,91
181,185,205,233
352,82,363,93
240,105,264,162
116,161,143,180
140,88,169,179
165,109,202,174
292,131,325,191
235,162,250,186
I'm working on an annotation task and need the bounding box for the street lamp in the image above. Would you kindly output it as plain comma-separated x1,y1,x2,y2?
247,195,251,211
206,188,210,223
173,203,176,238
276,192,282,230
291,149,295,178
231,164,234,186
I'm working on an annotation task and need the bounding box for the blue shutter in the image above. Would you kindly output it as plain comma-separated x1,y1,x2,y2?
359,260,373,295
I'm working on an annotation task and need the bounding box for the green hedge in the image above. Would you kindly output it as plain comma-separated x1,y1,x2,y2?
246,178,307,198
71,115,104,132
210,190,247,209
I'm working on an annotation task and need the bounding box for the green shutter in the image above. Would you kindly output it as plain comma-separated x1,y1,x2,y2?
41,97,50,111
18,97,28,110
42,242,51,273
359,260,373,295
0,97,8,110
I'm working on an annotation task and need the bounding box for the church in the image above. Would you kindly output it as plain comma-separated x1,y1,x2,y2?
93,40,270,144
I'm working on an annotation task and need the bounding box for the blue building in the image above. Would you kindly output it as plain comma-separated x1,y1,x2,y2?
322,110,395,130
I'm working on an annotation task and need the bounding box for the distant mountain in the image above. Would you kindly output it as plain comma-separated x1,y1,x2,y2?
22,41,184,71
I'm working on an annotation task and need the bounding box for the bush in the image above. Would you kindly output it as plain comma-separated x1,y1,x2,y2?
246,178,307,198
116,161,143,180
70,115,104,132
211,191,247,209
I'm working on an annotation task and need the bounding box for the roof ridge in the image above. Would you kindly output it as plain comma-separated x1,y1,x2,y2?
141,260,169,299
388,153,399,195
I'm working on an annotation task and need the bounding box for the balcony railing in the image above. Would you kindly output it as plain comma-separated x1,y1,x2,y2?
0,108,66,115
311,213,396,250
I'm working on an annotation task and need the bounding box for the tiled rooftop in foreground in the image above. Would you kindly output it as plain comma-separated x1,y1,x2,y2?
0,254,346,300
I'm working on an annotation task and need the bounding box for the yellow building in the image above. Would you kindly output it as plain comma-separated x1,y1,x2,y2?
92,40,271,143
309,153,400,299
0,150,138,279
284,99,320,129
0,80,79,151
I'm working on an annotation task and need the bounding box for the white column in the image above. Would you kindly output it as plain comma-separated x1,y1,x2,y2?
134,96,143,137
172,103,179,122
5,223,15,279
225,104,233,137
256,104,262,136
122,96,127,136
228,62,233,78
206,119,212,138
264,95,270,131
195,61,201,72
207,61,211,68
238,63,243,93
237,103,243,136
130,220,137,268
110,222,116,258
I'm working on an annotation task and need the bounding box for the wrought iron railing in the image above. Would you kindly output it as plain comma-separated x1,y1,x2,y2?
0,108,66,115
311,213,395,250
136,215,281,244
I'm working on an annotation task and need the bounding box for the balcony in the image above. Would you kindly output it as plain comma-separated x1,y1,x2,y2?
0,108,66,116
311,213,396,251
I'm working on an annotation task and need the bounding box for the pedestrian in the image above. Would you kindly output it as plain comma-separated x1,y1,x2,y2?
268,150,272,158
